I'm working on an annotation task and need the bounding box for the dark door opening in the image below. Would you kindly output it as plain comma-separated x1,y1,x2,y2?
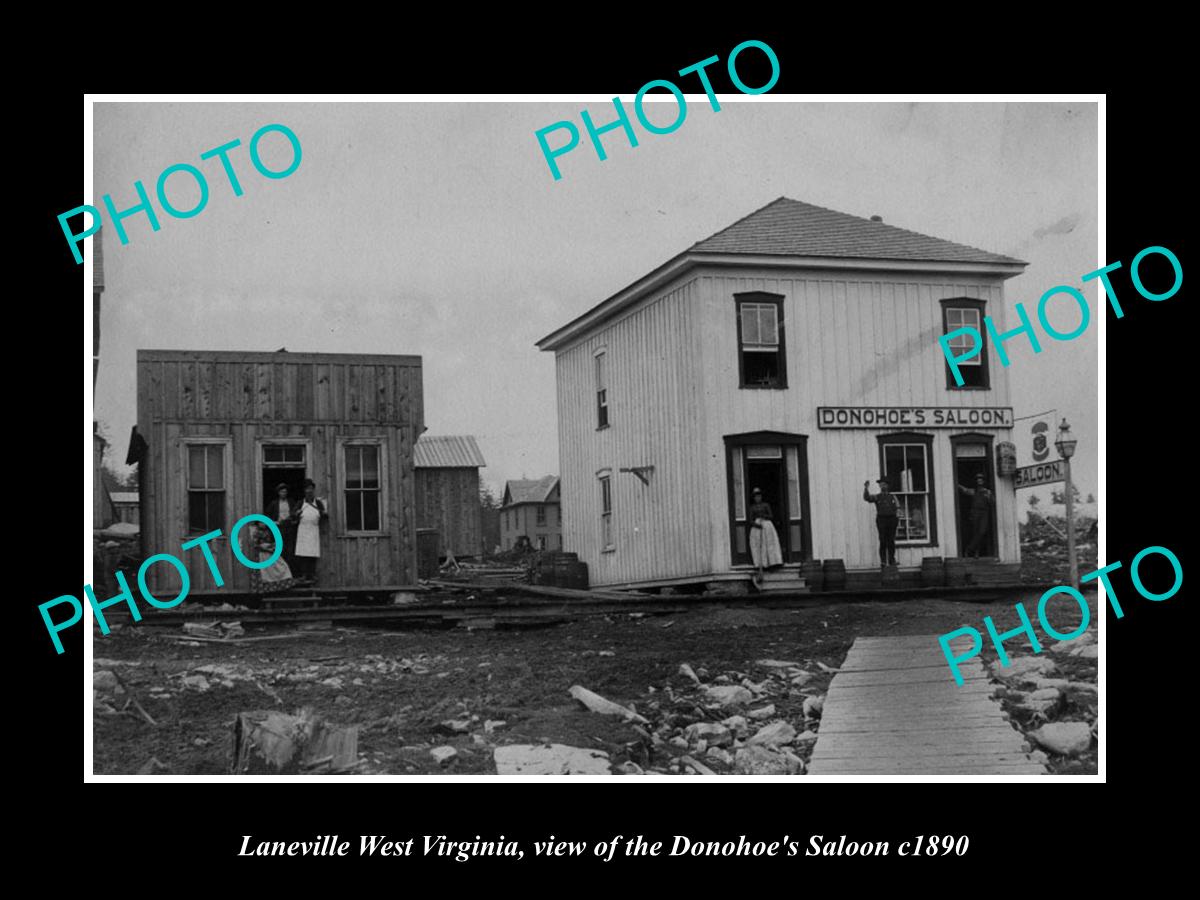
263,466,307,513
745,457,789,559
953,452,996,557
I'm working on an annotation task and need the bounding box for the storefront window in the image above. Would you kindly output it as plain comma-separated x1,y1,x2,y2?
878,433,937,545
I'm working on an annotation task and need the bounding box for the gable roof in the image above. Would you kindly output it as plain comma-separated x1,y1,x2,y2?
690,197,1025,265
537,197,1027,352
502,476,559,506
414,435,486,469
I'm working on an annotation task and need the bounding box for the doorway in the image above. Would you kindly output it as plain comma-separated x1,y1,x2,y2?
725,433,811,566
261,443,308,514
951,438,996,557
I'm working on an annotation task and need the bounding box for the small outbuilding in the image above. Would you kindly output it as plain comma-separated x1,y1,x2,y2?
414,434,487,560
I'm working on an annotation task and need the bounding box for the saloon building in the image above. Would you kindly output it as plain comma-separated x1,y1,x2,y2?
537,198,1028,590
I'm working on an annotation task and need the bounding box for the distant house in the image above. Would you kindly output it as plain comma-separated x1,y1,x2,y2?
110,491,140,527
414,435,487,560
500,476,561,551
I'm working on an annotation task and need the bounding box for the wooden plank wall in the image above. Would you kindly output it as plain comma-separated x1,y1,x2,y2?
415,467,483,558
137,352,422,593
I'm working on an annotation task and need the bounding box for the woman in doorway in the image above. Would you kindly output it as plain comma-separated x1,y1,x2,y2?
265,482,297,569
292,479,328,584
249,522,299,595
748,487,784,585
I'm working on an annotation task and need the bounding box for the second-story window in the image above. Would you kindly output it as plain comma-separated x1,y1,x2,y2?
942,298,990,389
595,349,609,428
536,504,546,526
735,293,787,389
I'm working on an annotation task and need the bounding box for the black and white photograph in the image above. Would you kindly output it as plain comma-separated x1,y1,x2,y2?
80,96,1107,782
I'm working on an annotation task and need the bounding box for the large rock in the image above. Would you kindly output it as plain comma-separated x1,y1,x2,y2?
802,695,825,718
734,746,792,775
685,723,733,748
1074,645,1099,659
430,746,458,766
747,704,776,721
493,744,612,775
748,721,797,747
992,656,1057,682
705,685,754,708
1030,722,1093,757
93,670,122,693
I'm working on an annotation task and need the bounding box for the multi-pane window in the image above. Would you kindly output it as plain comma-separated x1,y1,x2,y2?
344,444,381,532
186,443,225,534
536,504,546,526
599,474,613,550
736,294,787,388
942,300,989,389
595,350,609,428
263,445,304,464
882,443,932,544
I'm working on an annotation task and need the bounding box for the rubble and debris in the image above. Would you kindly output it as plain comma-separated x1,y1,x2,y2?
430,746,458,766
568,685,650,724
232,708,360,775
494,744,611,775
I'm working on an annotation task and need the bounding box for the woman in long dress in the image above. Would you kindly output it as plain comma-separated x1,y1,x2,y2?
249,523,299,595
748,487,784,584
292,478,328,584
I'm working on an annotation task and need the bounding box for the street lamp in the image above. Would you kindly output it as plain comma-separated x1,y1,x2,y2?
1055,418,1079,587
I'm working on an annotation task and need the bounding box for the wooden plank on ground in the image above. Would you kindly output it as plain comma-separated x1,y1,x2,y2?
808,634,1044,776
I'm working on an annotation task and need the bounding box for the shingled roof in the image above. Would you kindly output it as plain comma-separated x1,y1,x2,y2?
414,435,486,469
503,476,559,506
689,197,1025,265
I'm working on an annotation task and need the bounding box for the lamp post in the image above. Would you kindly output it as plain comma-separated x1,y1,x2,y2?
1055,418,1079,587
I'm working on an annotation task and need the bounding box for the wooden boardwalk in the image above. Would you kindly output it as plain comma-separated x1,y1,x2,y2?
808,634,1046,775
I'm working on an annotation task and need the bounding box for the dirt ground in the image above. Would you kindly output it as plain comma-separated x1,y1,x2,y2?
92,589,1099,776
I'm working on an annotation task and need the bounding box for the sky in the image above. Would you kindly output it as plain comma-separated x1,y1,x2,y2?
92,100,1099,504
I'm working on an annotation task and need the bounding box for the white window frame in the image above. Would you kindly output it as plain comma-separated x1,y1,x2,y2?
336,437,389,537
882,441,932,546
945,307,982,366
598,469,614,552
595,348,609,429
181,438,232,538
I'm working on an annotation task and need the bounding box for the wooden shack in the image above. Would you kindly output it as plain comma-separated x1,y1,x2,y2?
135,349,424,594
414,434,487,560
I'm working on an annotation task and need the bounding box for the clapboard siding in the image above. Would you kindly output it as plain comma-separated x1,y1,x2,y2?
556,277,708,586
137,351,422,594
553,265,1020,587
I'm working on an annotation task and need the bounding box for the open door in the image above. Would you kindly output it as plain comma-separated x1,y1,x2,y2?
951,435,997,557
725,432,811,566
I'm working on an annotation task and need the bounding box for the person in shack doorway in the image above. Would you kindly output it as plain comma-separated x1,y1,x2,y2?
747,487,784,585
291,479,328,584
265,482,297,568
249,522,299,595
863,476,899,567
958,473,995,557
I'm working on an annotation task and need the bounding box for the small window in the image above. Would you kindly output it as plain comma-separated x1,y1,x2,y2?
536,505,546,526
879,436,937,546
736,293,787,389
263,444,305,464
942,299,990,389
344,443,382,532
599,474,613,551
186,443,225,534
595,350,609,428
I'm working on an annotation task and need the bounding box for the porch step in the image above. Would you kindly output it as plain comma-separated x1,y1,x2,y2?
753,571,808,593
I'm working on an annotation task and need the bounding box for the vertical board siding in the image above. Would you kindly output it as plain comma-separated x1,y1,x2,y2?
416,468,483,557
554,267,1019,585
137,352,423,594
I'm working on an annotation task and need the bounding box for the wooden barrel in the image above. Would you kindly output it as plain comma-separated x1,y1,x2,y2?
800,559,824,592
920,556,945,587
554,560,589,590
945,558,973,586
822,558,847,591
416,528,439,579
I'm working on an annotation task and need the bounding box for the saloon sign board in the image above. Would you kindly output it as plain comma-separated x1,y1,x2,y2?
816,406,1015,429
1014,460,1066,489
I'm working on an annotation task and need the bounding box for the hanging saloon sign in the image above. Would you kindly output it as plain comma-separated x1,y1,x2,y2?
1014,460,1066,489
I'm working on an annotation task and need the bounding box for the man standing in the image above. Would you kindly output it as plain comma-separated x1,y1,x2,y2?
958,473,995,557
863,476,899,567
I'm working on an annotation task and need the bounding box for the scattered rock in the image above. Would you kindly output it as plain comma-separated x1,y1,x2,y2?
802,695,825,718
569,685,650,724
679,663,701,684
748,721,797,747
680,755,717,776
493,744,611,775
1033,677,1071,689
1028,750,1049,765
756,659,800,668
181,674,210,691
721,715,749,735
1029,688,1061,702
991,656,1057,682
1029,722,1093,757
685,723,733,748
334,695,353,707
437,718,472,734
705,747,734,765
705,685,754,708
816,662,839,674
1065,682,1097,694
93,670,122,693
430,746,458,766
1074,645,1099,659
484,719,506,734
781,750,806,774
747,704,776,721
616,761,644,775
794,729,819,743
790,671,814,687
734,745,791,775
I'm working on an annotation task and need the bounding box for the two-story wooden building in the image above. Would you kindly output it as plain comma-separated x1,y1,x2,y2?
499,476,562,551
134,349,424,594
537,198,1028,590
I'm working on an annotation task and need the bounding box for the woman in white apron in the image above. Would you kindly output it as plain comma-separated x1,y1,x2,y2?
292,479,328,584
748,487,784,584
